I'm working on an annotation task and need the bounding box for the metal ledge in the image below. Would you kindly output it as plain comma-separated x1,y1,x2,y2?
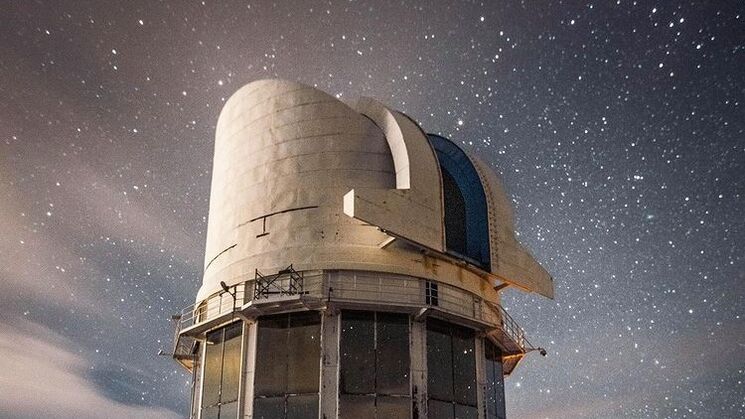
172,269,538,375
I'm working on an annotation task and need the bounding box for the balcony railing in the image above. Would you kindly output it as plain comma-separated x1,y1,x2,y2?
173,269,535,370
178,282,248,331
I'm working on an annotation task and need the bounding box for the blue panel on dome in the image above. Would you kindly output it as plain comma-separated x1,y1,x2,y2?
428,134,490,269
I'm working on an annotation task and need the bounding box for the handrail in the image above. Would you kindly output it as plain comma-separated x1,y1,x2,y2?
483,300,535,353
178,282,247,330
174,270,532,355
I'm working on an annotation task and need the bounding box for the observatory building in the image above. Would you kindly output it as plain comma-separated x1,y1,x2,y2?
172,79,554,419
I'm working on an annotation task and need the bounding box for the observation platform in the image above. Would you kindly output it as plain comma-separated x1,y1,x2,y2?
172,267,538,375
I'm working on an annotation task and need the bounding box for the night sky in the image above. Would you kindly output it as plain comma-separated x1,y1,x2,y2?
1,1,743,418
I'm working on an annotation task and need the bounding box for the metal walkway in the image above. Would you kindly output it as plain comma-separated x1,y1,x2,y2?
171,268,540,375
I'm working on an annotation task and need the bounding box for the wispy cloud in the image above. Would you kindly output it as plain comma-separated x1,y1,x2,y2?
0,318,183,419
0,166,95,307
0,153,200,313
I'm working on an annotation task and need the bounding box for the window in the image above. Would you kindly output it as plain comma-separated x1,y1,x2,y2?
253,311,321,419
484,341,506,419
201,322,242,419
426,319,477,419
425,281,439,306
428,134,490,269
339,311,411,418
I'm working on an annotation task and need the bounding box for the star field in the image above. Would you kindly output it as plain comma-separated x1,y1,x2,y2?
1,1,743,418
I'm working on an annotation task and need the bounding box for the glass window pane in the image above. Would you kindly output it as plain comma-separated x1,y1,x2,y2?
452,330,476,406
427,321,453,402
428,399,454,419
255,315,288,396
339,395,375,419
377,396,411,418
220,401,239,419
485,341,505,419
494,361,505,419
454,404,478,419
254,313,321,418
253,396,285,419
201,405,220,419
287,312,321,394
287,394,319,419
485,358,497,419
426,281,439,306
202,329,223,407
376,313,410,395
485,341,497,417
340,311,375,394
221,323,243,403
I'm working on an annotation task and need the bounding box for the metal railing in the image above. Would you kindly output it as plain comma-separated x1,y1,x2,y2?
254,265,305,300
326,272,483,320
172,327,195,358
326,271,530,353
175,269,531,354
178,282,247,330
177,271,325,332
483,301,532,351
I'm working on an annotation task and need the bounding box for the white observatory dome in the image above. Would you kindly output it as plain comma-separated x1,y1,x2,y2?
198,79,552,302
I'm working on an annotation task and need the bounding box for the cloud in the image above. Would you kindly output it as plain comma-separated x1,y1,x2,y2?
0,318,183,419
0,153,200,316
0,167,93,307
66,161,201,261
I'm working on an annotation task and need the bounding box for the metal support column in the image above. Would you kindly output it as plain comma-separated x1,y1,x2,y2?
241,321,257,418
411,318,427,418
320,308,340,419
475,336,487,419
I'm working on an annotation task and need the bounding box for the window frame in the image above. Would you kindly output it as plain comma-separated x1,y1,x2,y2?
252,311,322,419
338,310,412,418
484,340,507,419
426,319,479,418
199,321,244,419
